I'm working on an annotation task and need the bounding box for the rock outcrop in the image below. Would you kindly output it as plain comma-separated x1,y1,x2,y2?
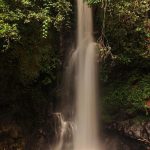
107,120,150,148
25,113,73,150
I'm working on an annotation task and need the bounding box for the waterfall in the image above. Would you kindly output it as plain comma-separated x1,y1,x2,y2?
55,1,103,150
73,0,101,150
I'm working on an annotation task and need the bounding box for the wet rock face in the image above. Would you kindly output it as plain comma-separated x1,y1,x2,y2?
24,113,63,150
46,113,73,146
107,120,150,147
25,113,74,150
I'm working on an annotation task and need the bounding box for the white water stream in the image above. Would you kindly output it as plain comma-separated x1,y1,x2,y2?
54,1,103,150
73,0,101,150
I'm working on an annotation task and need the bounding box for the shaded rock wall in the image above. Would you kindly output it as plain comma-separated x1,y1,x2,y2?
0,121,24,150
107,120,150,148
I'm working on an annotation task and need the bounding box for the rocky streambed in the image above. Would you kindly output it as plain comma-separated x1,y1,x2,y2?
105,119,150,150
0,113,149,150
103,130,147,150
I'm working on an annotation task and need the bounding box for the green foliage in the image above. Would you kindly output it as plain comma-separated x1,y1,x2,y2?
103,74,150,115
87,0,110,5
0,0,72,134
88,0,150,64
0,0,72,49
87,0,101,5
106,0,149,58
40,45,61,85
0,0,72,85
42,0,71,38
91,1,150,118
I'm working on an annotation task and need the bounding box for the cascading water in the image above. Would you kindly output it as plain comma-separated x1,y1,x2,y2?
55,1,103,150
73,0,101,150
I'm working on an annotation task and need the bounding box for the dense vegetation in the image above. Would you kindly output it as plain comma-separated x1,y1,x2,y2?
89,0,150,119
0,0,150,149
0,1,72,148
0,0,71,118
